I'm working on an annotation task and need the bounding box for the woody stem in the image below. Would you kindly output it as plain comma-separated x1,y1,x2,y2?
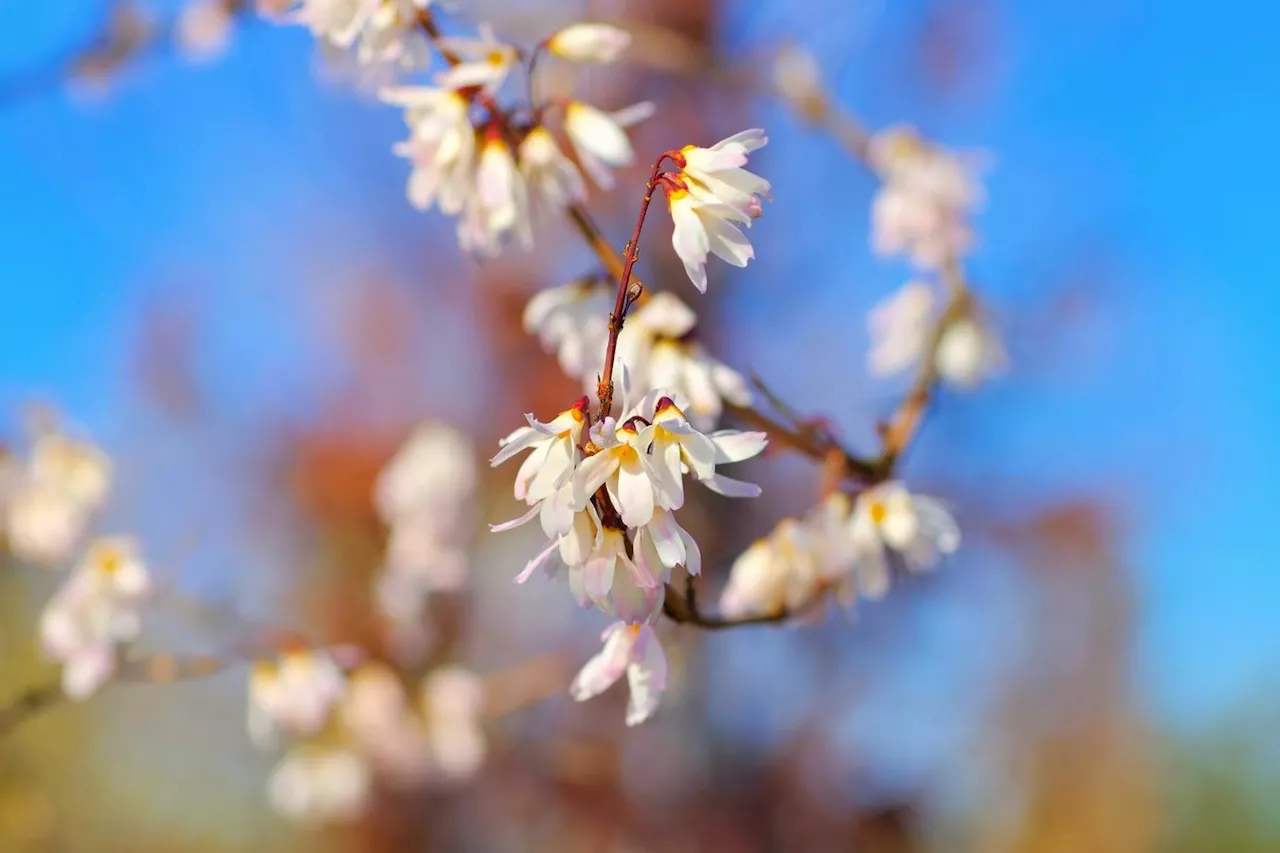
596,154,676,416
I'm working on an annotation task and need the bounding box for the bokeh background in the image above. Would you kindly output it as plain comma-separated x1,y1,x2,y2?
1,0,1278,850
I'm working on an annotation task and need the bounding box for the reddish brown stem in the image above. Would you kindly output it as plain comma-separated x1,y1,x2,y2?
595,153,677,416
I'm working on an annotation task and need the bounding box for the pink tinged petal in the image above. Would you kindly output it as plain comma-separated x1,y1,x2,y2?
615,456,655,528
645,511,686,569
703,214,755,268
710,430,768,464
62,647,115,700
569,624,630,701
679,526,703,576
611,571,663,625
624,628,668,726
700,473,762,499
649,438,685,510
583,555,616,603
514,537,560,584
490,501,541,533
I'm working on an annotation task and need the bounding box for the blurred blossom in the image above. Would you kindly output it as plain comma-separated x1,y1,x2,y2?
720,517,820,619
563,100,654,189
420,666,487,779
374,421,476,530
176,0,236,62
545,23,631,64
433,23,517,92
570,622,668,727
274,0,431,73
383,85,476,215
666,129,771,292
268,744,372,823
461,134,533,256
247,647,348,747
849,481,959,599
520,126,588,210
868,125,983,269
935,315,1007,388
773,44,826,117
38,537,150,699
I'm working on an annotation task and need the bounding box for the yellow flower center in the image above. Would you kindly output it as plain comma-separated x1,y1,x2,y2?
868,501,887,525
486,49,507,66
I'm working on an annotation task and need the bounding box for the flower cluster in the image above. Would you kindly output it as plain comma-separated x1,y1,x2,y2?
267,0,432,73
39,536,151,698
372,422,476,663
868,125,983,270
524,282,752,431
3,429,112,566
490,390,767,725
868,279,1006,388
248,648,486,822
373,19,645,256
720,482,959,619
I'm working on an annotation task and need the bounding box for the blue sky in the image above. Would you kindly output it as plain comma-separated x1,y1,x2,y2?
0,0,1277,730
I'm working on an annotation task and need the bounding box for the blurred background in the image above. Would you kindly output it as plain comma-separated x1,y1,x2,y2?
1,0,1278,850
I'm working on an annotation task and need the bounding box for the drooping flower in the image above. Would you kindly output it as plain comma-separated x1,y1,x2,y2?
719,518,820,619
572,417,661,528
419,666,487,779
490,398,589,507
847,481,959,599
665,129,770,292
433,23,517,92
523,278,614,379
867,280,935,378
563,100,654,188
383,85,476,215
280,0,430,71
519,125,587,209
643,395,766,506
268,744,372,823
38,536,151,699
248,647,348,747
868,125,983,269
545,23,631,63
570,622,668,726
458,132,532,255
646,337,752,432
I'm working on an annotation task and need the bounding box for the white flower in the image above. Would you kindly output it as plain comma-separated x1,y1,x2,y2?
433,23,517,92
285,0,429,71
646,338,751,431
867,280,935,377
419,666,486,779
523,279,613,378
268,744,372,823
27,432,112,510
574,526,662,624
570,622,668,726
563,100,654,188
6,483,90,566
664,129,770,292
38,537,150,699
868,125,983,269
643,395,766,505
248,647,347,747
375,422,475,530
935,316,1006,388
773,44,824,111
176,0,235,62
490,398,589,507
459,134,532,255
519,126,587,209
545,23,631,63
719,518,819,619
848,481,959,599
572,418,661,528
383,85,475,215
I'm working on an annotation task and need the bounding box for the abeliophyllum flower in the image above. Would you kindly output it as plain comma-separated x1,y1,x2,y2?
267,1,433,74
489,390,766,725
523,282,752,431
848,481,959,599
662,130,772,292
868,125,985,270
867,280,1006,388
